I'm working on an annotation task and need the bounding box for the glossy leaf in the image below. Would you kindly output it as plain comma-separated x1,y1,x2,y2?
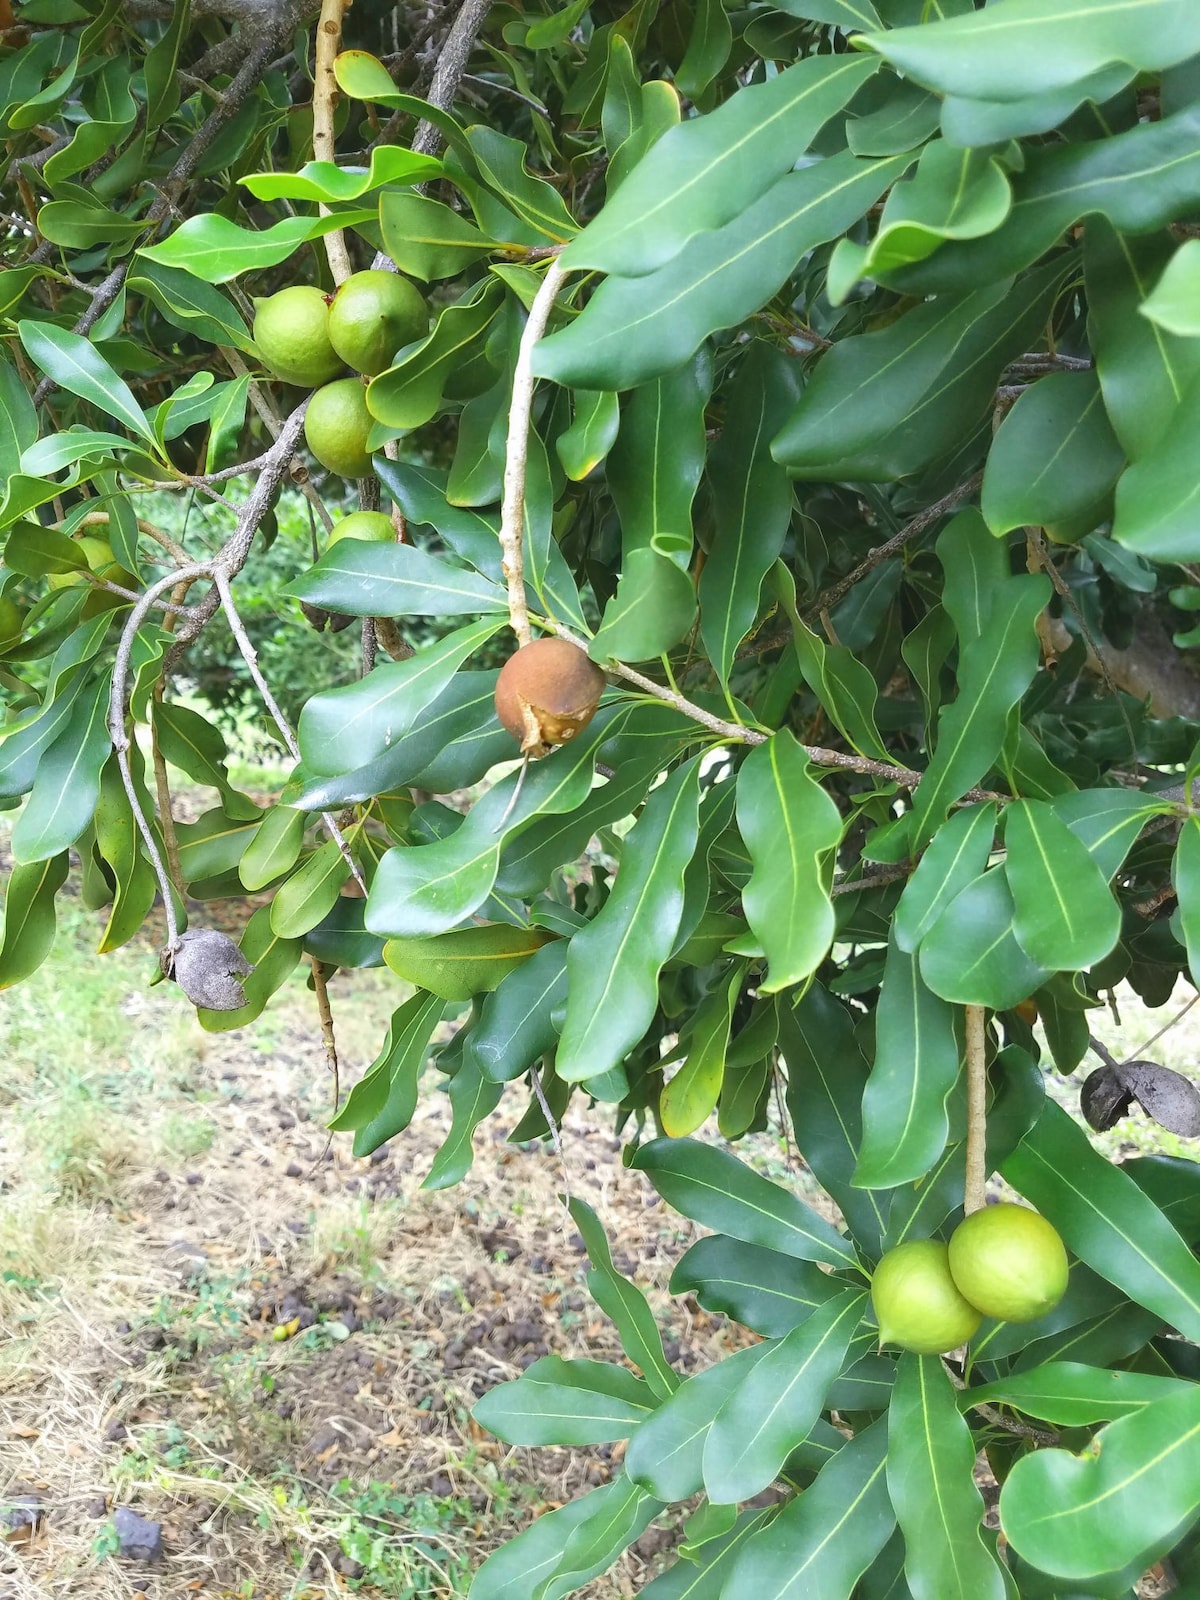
468,1477,659,1600
624,1343,769,1501
239,147,440,202
138,210,375,284
920,867,1049,1011
18,321,154,445
736,731,842,994
0,851,68,989
1000,1386,1200,1584
383,926,555,1003
965,1363,1190,1428
703,1288,866,1503
721,1418,893,1599
568,1198,678,1399
367,279,504,431
855,935,962,1190
633,1137,858,1270
561,54,879,277
128,258,254,353
556,758,701,1083
887,1354,1007,1600
423,1055,504,1190
269,840,352,939
1141,238,1200,337
1005,798,1122,971
773,564,890,762
669,1234,840,1339
239,806,306,892
893,802,996,954
287,540,506,619
1112,370,1200,560
1175,816,1200,989
464,939,568,1084
329,991,445,1156
1002,1101,1200,1343
473,1356,656,1446
379,191,497,282
11,677,110,863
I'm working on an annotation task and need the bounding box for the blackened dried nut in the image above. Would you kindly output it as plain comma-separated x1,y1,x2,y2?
1120,1059,1200,1137
1080,1065,1134,1132
168,928,254,1011
299,601,355,633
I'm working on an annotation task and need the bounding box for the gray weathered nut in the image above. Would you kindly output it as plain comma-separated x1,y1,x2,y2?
168,929,254,1011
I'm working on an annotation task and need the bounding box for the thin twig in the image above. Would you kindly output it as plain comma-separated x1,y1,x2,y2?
310,956,341,1169
963,1005,988,1215
1087,1033,1122,1072
530,1068,569,1206
1124,991,1200,1062
500,257,567,646
312,0,353,284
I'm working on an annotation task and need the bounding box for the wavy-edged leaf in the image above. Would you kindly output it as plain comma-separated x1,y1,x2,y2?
920,867,1049,1011
536,151,906,390
703,1288,866,1503
129,258,254,352
1141,238,1200,337
383,926,555,1003
561,53,879,277
855,934,962,1190
423,1055,504,1190
286,540,507,619
1000,1386,1200,1585
722,1417,893,1599
239,146,440,202
1002,1100,1200,1343
11,676,110,863
0,851,68,989
1005,798,1121,972
367,278,504,430
556,758,701,1083
909,574,1049,852
893,802,996,955
736,731,841,994
568,1197,678,1399
1112,369,1200,560
18,321,153,445
965,1363,1190,1428
633,1137,858,1270
861,0,1200,103
464,940,568,1084
625,1343,769,1501
474,1356,656,1446
138,210,374,284
329,991,444,1156
773,563,890,762
379,191,497,282
670,1234,840,1339
887,1354,1007,1600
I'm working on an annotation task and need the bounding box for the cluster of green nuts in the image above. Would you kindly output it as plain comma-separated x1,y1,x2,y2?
252,270,428,478
870,1203,1070,1355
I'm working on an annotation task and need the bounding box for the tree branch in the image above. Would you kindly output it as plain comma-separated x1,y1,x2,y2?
312,0,353,283
963,1004,988,1215
500,258,567,646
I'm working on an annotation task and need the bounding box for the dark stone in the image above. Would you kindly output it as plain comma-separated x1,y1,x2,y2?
103,1418,128,1442
369,1146,389,1165
0,1496,42,1536
285,1162,303,1179
336,1555,365,1578
112,1506,164,1562
86,1496,108,1519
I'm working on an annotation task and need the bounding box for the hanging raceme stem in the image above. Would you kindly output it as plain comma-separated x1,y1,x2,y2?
312,0,353,285
964,1004,989,1215
500,257,568,646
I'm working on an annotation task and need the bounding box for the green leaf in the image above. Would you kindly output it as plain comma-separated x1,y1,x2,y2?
780,985,889,1254
696,347,799,686
467,1478,659,1600
568,1197,678,1399
422,1054,504,1190
981,371,1125,537
1085,220,1200,462
152,700,259,822
938,62,1135,150
556,389,620,481
1175,816,1200,988
303,897,385,971
909,575,1049,853
855,934,962,1190
11,676,110,864
556,758,701,1083
836,141,1010,291
269,840,352,939
1000,1387,1200,1585
287,541,507,619
329,991,445,1155
0,851,68,988
561,54,879,277
860,0,1200,102
174,806,260,884
129,259,254,353
143,0,188,127
632,1137,858,1271
893,802,996,954
0,351,37,483
772,563,891,762
1111,370,1200,560
298,619,501,778
197,904,303,1032
607,356,709,570
465,939,568,1083
774,0,880,25
722,1418,893,1598
465,127,578,244
535,152,906,390
736,731,842,994
473,1356,656,1446
670,1234,841,1338
240,147,441,202
887,1355,1008,1600
638,1509,771,1600
239,806,306,892
1003,1101,1200,1343
919,868,1049,1011
660,964,741,1138
383,926,555,1003
138,210,375,284
703,1288,866,1503
18,321,154,445
367,278,504,430
589,548,697,663
378,190,497,282
965,1363,1191,1428
1005,799,1121,972
92,757,156,953
624,1343,770,1500
1141,238,1200,337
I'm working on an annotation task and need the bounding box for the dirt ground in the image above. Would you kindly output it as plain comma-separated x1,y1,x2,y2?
0,906,757,1600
